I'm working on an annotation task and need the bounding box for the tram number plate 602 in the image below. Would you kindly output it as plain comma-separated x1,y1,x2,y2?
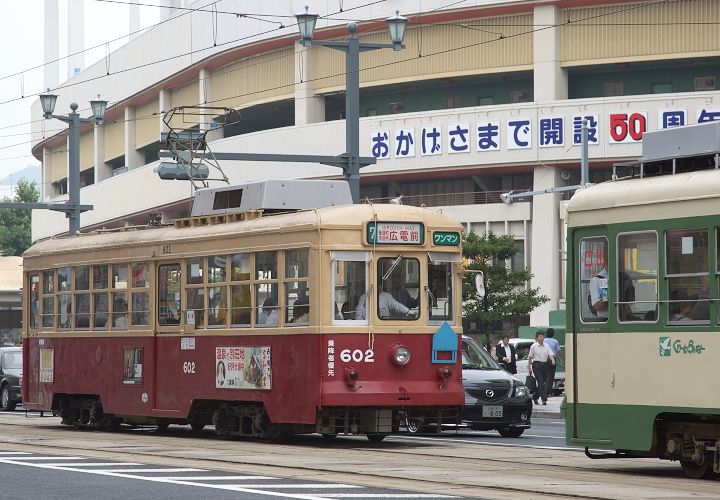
482,405,503,418
183,361,196,374
339,349,374,363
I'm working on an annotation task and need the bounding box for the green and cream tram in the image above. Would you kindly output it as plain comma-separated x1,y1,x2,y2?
565,122,720,478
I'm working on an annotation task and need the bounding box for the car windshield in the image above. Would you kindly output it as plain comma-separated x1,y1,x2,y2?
3,351,22,369
462,338,501,370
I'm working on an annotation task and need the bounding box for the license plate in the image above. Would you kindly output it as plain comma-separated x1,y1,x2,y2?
482,405,503,418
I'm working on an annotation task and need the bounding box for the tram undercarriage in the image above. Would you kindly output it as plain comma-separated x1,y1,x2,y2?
51,394,460,442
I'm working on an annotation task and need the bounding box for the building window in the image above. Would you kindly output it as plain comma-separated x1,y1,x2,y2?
477,96,494,106
603,82,623,97
510,240,525,272
694,76,716,91
366,108,377,117
444,96,461,109
510,90,529,103
652,83,672,94
388,101,404,114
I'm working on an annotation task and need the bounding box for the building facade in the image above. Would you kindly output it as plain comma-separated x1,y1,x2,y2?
31,0,720,324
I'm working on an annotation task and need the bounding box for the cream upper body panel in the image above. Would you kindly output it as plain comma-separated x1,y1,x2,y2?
566,170,720,228
23,204,463,268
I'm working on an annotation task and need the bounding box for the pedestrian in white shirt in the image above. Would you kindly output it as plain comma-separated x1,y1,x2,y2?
528,330,555,405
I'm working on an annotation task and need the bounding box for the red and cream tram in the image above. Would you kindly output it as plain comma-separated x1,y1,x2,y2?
22,181,465,440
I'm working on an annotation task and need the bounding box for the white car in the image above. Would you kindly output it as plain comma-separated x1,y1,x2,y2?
497,338,564,395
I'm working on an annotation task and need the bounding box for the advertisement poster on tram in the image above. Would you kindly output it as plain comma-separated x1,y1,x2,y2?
215,346,271,390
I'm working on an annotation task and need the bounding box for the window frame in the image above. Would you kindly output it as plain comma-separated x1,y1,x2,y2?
665,227,710,326
616,230,659,325
331,251,369,326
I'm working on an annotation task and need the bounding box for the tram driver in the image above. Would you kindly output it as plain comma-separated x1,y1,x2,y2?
354,290,415,320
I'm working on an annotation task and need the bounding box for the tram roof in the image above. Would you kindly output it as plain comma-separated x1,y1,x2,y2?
24,203,462,259
566,169,720,227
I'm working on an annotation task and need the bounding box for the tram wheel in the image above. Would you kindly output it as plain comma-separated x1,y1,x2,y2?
156,423,169,432
498,427,525,438
190,423,205,432
367,434,387,442
680,459,713,479
322,434,337,440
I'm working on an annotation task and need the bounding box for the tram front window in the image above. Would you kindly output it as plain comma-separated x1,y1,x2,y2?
376,257,419,320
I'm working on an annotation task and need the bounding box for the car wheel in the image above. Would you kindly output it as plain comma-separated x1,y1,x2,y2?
498,427,524,438
0,385,14,411
405,418,423,433
367,434,387,442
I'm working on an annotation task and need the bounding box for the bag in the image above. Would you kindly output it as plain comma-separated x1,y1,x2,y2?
525,374,537,392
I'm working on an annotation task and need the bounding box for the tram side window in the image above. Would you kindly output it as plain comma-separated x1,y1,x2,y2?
256,252,279,326
158,264,181,326
207,255,228,327
57,267,72,329
185,257,205,328
579,237,608,323
666,229,709,325
74,266,90,328
428,253,457,323
131,262,151,326
377,257,420,320
285,249,309,326
332,253,368,323
92,265,109,330
42,270,55,328
617,232,658,323
29,274,40,329
230,253,252,327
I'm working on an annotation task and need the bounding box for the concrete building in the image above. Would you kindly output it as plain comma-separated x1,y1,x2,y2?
0,256,22,345
30,0,720,325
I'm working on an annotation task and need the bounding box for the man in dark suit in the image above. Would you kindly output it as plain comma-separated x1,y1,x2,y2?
496,335,517,374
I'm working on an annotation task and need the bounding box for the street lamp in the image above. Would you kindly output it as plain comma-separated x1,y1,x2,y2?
40,90,107,235
295,8,407,203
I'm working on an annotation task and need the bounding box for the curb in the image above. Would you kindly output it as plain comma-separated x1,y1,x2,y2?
531,411,562,419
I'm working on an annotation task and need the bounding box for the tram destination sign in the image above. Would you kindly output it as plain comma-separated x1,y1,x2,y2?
366,221,424,245
433,231,460,246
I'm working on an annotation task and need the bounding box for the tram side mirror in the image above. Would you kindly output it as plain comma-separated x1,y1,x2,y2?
474,272,485,299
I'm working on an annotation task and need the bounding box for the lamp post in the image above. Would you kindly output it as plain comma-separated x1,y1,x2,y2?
40,91,107,235
295,8,407,203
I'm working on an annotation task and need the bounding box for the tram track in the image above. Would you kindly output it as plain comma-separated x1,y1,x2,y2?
0,413,717,499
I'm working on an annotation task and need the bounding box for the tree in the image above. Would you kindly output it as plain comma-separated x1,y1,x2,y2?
0,179,40,256
462,230,549,346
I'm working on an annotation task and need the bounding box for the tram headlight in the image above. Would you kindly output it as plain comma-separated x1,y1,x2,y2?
390,344,411,366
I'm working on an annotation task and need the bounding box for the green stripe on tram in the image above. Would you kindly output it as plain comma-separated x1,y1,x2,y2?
566,403,720,452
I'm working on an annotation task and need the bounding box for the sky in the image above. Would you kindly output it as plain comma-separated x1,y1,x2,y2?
0,0,161,197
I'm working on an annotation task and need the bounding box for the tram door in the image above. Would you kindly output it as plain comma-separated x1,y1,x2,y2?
571,232,612,442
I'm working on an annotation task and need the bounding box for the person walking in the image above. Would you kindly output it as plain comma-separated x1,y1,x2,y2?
528,330,555,405
496,335,517,374
544,328,561,397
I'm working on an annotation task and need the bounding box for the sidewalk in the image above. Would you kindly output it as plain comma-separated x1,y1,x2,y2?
530,395,563,418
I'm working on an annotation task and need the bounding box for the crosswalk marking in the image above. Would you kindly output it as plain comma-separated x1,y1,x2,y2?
37,462,141,467
0,452,458,499
151,476,277,481
92,468,206,473
219,484,362,489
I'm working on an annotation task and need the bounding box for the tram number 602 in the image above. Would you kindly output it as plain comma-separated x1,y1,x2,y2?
339,349,374,363
183,361,196,374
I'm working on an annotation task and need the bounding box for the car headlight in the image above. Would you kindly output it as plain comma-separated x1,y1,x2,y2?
515,385,528,398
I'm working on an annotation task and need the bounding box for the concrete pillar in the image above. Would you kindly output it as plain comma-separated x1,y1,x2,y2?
41,147,52,200
94,123,111,183
130,0,141,41
67,0,85,79
198,68,224,141
294,44,325,125
43,0,59,90
533,5,567,102
529,165,561,325
124,107,144,170
159,89,171,136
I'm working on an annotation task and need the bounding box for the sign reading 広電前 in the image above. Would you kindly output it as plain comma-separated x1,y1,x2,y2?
366,221,424,245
